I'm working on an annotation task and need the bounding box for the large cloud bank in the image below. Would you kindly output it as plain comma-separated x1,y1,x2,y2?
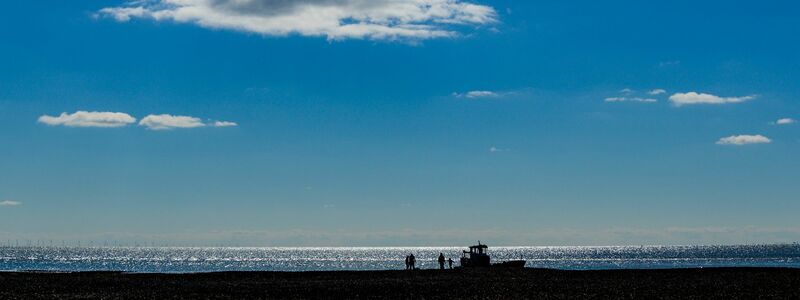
99,0,498,41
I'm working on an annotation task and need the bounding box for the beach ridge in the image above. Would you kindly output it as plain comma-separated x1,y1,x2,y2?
1,267,798,299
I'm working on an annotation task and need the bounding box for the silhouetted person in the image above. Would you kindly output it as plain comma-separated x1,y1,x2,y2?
404,255,410,270
448,257,453,269
438,253,445,270
409,253,416,270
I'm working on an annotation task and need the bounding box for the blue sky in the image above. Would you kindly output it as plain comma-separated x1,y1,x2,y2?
1,0,799,246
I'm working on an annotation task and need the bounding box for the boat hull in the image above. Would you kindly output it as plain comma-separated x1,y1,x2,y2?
492,260,526,268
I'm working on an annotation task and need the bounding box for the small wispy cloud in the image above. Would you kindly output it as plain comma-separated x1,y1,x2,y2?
619,88,634,94
648,89,667,95
489,146,508,153
38,111,136,128
139,114,205,130
212,121,238,127
467,91,500,98
453,90,501,99
604,88,662,104
669,92,756,106
604,97,657,103
0,200,21,206
775,118,796,125
716,134,771,146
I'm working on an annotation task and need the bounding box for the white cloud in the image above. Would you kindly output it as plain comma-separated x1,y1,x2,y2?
103,6,147,22
716,134,771,146
99,0,498,41
464,90,500,98
453,88,535,99
0,200,21,206
212,121,238,127
489,146,507,153
775,118,796,125
139,114,205,130
39,112,236,130
648,89,666,95
454,90,502,98
669,92,756,106
619,88,633,94
38,111,136,128
604,97,657,103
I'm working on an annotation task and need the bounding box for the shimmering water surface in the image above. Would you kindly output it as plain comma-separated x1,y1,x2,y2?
2,245,799,273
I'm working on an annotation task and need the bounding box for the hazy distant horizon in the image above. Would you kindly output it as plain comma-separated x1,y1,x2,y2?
3,226,800,247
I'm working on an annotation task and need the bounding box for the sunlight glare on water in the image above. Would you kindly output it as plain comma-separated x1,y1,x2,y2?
1,245,799,273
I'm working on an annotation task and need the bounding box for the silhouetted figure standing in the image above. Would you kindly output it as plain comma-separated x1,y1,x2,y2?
404,255,410,270
438,253,445,270
447,257,453,269
409,253,416,270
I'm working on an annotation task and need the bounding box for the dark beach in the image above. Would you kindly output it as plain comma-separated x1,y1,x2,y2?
1,268,798,299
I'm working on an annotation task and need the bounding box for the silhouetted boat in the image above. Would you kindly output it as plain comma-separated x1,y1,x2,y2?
459,242,526,268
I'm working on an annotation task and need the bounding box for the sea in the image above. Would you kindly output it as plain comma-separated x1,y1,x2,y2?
2,244,799,273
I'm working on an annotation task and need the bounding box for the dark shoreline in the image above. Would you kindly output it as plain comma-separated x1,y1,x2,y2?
1,267,799,299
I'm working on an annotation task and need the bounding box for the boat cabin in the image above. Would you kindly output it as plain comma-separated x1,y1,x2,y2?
460,242,491,267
